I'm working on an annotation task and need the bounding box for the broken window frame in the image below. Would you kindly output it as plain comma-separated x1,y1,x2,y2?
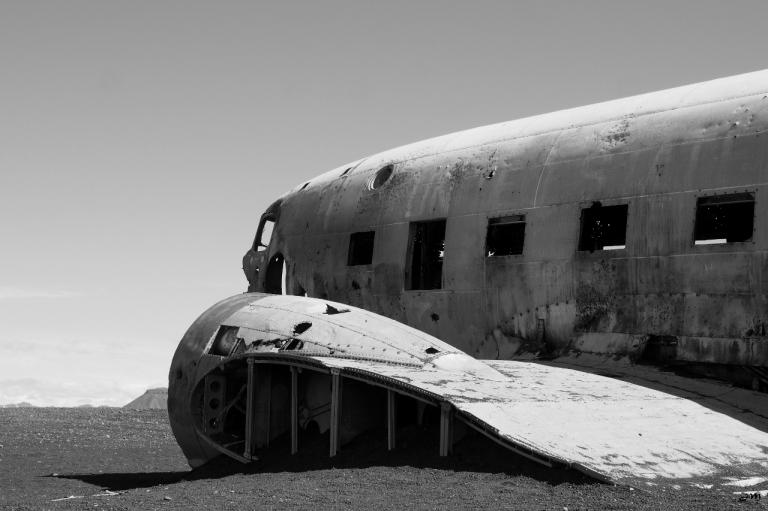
577,203,629,252
405,219,447,291
253,215,276,252
208,325,244,357
693,192,755,246
347,231,376,266
486,214,526,257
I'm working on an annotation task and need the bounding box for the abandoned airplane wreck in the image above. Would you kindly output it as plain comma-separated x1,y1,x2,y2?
169,293,768,488
169,70,768,488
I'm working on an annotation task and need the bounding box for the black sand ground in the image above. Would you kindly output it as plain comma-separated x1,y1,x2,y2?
0,408,764,510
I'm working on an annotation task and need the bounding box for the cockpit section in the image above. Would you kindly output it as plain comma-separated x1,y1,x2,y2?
253,217,275,253
243,200,282,293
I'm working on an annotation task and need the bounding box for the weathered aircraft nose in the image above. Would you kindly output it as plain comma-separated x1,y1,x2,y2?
168,293,261,467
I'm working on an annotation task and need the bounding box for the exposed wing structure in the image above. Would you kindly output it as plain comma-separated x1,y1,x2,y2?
168,294,768,489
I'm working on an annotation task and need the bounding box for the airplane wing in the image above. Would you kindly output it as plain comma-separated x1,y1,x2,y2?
169,294,768,490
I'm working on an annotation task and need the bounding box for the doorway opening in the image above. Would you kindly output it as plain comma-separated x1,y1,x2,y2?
265,253,286,294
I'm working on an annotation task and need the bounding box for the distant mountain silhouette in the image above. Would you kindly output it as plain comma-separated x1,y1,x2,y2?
0,402,35,408
123,388,167,410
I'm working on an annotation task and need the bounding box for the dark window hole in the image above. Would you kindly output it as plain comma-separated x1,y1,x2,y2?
694,192,754,245
486,215,525,256
348,231,375,266
578,203,628,252
407,219,446,290
425,347,440,354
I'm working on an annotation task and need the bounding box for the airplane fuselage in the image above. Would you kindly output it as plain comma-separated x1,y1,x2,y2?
242,70,768,380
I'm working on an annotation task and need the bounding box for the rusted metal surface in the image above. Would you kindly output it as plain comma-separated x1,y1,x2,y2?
169,294,768,488
171,71,768,487
242,70,768,370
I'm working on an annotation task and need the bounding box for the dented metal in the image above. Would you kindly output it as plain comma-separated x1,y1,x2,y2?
170,71,768,486
169,294,768,488
242,69,768,376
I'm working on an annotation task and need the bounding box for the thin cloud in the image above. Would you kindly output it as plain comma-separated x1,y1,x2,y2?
0,287,81,300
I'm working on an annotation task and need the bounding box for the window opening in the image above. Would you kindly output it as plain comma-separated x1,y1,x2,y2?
281,339,304,351
578,203,628,252
208,326,241,357
369,164,394,190
694,192,754,245
486,215,526,256
254,218,275,252
406,219,446,290
347,231,375,266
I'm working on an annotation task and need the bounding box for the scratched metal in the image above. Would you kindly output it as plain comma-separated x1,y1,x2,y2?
169,294,768,488
242,70,768,371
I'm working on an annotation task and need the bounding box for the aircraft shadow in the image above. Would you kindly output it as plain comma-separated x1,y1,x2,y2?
56,426,596,491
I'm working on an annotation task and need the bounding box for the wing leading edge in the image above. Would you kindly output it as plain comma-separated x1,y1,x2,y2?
168,294,768,489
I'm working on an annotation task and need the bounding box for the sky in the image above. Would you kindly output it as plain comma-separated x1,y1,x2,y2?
2,0,768,406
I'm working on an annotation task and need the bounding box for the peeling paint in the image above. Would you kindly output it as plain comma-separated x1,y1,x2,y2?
574,285,615,331
170,294,768,489
242,70,768,381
